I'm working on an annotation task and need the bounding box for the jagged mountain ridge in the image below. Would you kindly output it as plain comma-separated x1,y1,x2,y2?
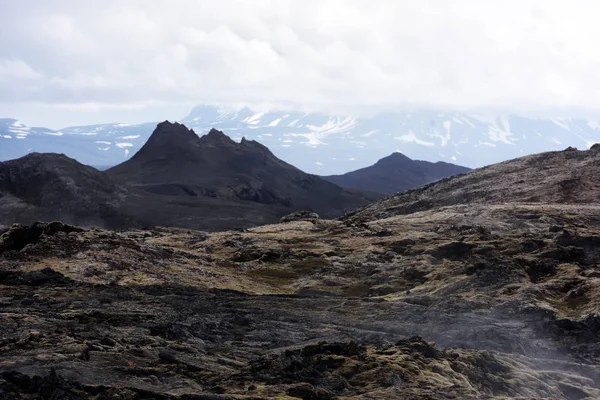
3,106,600,174
0,122,376,230
108,121,377,217
323,152,471,195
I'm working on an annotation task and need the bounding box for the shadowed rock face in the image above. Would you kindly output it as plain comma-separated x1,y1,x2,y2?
108,121,379,218
323,152,470,195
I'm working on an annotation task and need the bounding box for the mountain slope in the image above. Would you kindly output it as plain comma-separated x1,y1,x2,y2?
347,145,600,223
0,152,298,231
0,153,127,227
108,121,378,218
323,152,470,195
4,107,600,175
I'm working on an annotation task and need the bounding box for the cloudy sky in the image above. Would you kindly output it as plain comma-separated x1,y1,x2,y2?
2,0,600,128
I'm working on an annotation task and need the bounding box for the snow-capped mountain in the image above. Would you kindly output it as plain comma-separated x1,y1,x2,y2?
2,106,600,174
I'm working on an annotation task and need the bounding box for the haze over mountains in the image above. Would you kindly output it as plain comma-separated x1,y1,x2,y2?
3,105,600,175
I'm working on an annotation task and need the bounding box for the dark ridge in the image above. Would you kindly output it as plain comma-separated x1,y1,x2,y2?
323,152,470,195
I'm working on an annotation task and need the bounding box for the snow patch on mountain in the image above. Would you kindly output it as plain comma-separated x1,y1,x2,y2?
395,131,435,146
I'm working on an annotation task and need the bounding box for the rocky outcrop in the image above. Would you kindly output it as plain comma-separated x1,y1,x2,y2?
280,211,320,223
0,222,83,253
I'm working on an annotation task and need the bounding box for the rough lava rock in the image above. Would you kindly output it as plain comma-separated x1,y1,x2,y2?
280,211,320,223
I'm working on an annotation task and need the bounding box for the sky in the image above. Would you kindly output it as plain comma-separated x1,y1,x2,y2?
2,0,600,128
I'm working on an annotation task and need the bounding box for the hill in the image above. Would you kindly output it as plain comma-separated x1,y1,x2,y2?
323,152,470,195
346,145,600,223
0,153,128,227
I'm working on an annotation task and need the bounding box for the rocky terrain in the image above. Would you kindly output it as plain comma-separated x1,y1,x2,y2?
1,146,600,399
323,152,470,195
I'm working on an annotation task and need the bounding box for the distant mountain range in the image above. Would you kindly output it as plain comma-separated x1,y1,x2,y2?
3,105,600,175
323,152,470,195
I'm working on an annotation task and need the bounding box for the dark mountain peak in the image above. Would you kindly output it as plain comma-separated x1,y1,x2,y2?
200,128,238,149
199,128,236,147
376,152,413,166
323,152,471,195
5,152,86,169
107,124,376,218
207,128,225,136
153,121,197,140
129,121,200,160
205,128,229,139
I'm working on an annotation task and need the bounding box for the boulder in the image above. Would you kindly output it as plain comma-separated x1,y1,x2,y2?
280,211,320,223
0,222,84,254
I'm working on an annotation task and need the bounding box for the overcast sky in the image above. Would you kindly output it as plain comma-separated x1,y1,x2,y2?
2,0,600,128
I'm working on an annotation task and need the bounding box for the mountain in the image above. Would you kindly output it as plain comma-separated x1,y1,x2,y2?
322,152,471,195
347,144,600,223
0,152,298,231
0,122,377,230
4,107,600,175
108,121,377,218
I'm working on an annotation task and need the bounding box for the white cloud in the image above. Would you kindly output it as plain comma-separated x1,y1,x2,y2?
3,0,600,126
0,59,42,80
